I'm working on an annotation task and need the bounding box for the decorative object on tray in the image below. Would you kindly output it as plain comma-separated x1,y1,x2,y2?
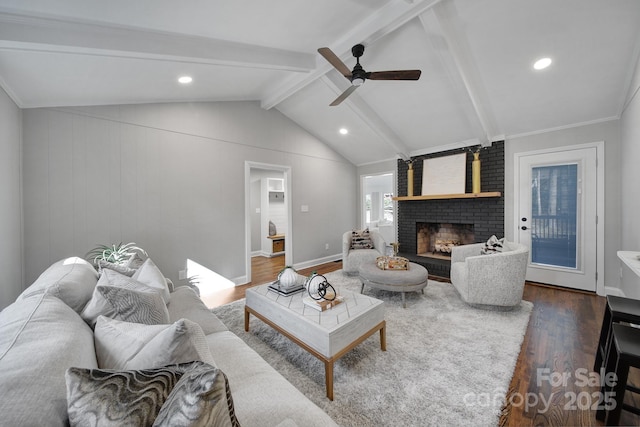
303,272,343,311
268,266,305,296
391,242,400,256
376,256,410,270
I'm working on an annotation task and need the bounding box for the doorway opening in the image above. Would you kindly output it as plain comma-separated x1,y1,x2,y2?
245,162,292,284
361,172,395,245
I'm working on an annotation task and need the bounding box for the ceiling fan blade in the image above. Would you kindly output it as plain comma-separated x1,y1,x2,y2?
367,70,422,80
318,47,352,78
330,85,358,106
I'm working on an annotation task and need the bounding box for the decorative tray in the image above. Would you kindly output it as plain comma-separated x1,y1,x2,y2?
376,256,409,270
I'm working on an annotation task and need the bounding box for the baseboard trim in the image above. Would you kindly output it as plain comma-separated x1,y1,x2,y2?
292,253,342,271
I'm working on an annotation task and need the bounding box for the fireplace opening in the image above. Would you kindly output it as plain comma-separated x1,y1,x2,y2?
416,223,475,260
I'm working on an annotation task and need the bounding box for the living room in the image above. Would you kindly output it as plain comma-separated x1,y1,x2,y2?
1,1,640,425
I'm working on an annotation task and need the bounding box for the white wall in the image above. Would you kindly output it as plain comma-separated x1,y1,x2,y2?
504,120,622,292
619,49,640,298
0,87,23,309
21,101,355,286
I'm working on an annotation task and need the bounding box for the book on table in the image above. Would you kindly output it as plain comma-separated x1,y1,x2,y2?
303,295,344,311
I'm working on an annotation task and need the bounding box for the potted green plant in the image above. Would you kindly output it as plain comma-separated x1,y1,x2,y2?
85,242,147,268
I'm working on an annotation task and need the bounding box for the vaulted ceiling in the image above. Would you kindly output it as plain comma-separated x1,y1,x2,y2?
1,0,639,165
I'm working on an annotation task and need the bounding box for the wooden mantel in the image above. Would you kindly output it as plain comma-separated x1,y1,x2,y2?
392,191,501,201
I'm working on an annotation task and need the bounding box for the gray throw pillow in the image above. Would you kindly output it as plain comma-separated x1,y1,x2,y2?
94,316,216,370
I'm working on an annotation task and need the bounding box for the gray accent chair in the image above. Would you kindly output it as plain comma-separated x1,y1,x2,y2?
450,241,529,310
342,230,387,276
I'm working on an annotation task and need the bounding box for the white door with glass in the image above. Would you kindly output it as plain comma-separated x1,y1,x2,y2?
516,147,598,292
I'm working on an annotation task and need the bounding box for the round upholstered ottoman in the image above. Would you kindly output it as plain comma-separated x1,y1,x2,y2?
358,262,429,308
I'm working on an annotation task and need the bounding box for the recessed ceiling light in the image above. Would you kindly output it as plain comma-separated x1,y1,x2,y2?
339,128,348,135
533,57,552,70
178,76,193,84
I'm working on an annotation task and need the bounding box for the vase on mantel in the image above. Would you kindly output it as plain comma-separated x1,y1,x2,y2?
407,162,414,197
472,152,481,194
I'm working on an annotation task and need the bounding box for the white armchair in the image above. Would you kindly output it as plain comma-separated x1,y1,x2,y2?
342,230,387,276
450,241,529,310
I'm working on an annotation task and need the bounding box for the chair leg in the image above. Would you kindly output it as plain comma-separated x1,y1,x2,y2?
402,292,406,309
360,283,365,294
594,302,612,371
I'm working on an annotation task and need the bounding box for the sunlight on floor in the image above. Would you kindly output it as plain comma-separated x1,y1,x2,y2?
186,259,235,298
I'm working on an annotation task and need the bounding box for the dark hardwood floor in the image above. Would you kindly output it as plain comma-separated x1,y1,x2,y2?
202,256,638,426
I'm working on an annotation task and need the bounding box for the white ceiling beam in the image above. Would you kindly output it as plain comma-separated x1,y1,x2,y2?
0,11,314,72
261,0,444,109
421,1,500,144
322,73,411,160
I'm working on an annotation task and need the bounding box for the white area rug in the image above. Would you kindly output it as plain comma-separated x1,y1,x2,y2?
212,271,532,427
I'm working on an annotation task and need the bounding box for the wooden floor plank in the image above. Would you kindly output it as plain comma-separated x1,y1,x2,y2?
203,256,638,426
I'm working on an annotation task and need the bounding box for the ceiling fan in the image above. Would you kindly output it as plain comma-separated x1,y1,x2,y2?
317,43,422,106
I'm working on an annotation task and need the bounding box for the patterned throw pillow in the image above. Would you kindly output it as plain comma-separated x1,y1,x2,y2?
65,361,239,427
98,259,137,276
155,362,240,427
481,235,505,255
80,269,170,328
350,228,374,249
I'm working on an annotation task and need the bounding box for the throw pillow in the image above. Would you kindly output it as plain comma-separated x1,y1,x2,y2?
65,361,235,427
81,269,170,328
98,259,136,276
481,235,505,255
132,258,171,303
65,365,182,427
350,228,373,249
154,362,240,427
94,316,216,370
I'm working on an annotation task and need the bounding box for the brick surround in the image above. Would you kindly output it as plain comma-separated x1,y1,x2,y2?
396,141,505,278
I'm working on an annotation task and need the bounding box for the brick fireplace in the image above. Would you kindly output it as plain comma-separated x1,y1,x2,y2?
396,141,505,277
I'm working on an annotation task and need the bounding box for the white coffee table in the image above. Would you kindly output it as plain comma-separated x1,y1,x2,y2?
245,284,386,400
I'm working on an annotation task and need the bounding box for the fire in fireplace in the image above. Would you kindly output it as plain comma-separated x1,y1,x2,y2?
416,223,475,259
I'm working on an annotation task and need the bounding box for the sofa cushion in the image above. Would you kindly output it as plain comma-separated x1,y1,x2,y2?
81,269,170,328
94,316,216,370
0,294,98,426
132,258,171,303
207,331,338,427
167,286,228,335
19,257,98,313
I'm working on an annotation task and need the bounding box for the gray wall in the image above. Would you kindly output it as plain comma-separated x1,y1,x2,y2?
0,87,23,309
21,101,355,287
619,50,640,298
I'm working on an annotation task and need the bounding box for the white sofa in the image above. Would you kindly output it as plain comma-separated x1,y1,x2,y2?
342,229,387,276
0,257,337,427
450,241,529,310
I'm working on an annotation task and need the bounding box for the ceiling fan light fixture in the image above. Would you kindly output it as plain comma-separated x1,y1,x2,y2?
352,77,365,87
533,57,552,70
